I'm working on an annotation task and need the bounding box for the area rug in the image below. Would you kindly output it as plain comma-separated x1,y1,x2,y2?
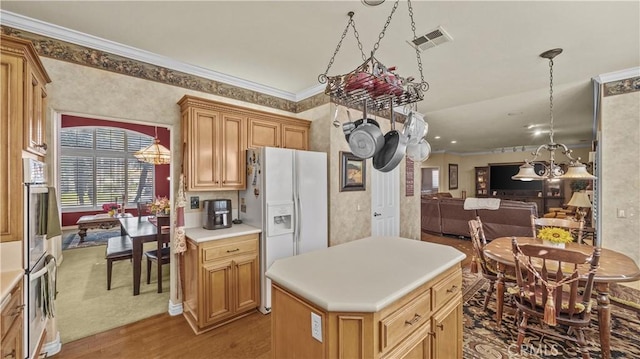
56,244,169,343
61,227,121,250
462,270,640,358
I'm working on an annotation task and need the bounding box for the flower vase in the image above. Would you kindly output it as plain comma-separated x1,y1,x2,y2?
542,239,565,249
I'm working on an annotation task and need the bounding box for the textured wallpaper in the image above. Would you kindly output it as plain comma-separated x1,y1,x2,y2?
600,90,640,288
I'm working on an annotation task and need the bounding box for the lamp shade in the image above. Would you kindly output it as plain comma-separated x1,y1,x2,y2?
511,163,542,181
559,163,596,180
134,139,171,165
567,191,592,208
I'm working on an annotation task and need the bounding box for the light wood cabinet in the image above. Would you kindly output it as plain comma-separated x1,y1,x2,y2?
179,95,311,191
1,35,51,243
271,265,463,359
247,117,309,150
183,233,260,334
179,98,246,191
1,280,23,359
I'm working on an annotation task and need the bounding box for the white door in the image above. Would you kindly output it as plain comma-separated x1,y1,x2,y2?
371,165,400,236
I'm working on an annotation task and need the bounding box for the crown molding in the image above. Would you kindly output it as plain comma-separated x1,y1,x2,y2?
296,83,326,102
593,67,640,84
1,10,302,102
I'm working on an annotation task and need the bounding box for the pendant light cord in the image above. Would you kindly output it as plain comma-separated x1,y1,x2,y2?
548,58,555,144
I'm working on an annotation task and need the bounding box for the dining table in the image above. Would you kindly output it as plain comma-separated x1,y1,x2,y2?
483,236,640,359
119,216,159,296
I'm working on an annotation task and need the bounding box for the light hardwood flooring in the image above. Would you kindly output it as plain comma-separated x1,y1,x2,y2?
54,233,473,358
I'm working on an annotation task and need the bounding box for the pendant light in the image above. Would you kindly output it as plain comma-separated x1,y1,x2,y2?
134,126,171,165
512,49,596,181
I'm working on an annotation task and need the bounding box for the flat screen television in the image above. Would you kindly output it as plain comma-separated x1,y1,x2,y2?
489,164,543,191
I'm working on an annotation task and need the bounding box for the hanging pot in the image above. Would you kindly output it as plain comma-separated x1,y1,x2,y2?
348,117,385,159
402,111,428,146
406,138,431,162
373,107,408,172
346,104,385,159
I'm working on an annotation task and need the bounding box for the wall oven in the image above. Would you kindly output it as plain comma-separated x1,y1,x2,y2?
23,158,49,358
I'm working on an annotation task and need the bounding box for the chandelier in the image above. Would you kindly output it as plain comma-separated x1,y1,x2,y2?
134,127,171,165
512,49,596,181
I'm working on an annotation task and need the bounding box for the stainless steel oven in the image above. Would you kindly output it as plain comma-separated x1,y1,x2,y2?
23,158,49,358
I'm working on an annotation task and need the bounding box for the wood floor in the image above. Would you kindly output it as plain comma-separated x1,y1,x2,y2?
53,233,472,358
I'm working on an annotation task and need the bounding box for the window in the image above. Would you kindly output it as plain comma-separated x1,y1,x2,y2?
60,127,155,210
421,167,439,194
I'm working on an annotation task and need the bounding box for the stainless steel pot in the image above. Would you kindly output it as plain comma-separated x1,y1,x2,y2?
347,107,385,159
373,109,408,172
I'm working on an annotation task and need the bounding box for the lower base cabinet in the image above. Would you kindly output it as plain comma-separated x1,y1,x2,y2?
183,234,260,334
1,280,23,359
271,265,463,359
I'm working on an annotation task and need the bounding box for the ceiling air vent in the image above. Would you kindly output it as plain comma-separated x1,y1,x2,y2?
407,26,453,52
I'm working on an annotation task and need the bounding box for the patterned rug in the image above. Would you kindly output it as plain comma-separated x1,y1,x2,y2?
61,227,121,250
462,269,640,358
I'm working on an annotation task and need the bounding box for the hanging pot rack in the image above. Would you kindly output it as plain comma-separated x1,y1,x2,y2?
318,0,429,113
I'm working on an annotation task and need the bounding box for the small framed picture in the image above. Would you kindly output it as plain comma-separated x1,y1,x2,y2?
448,163,458,190
340,151,366,192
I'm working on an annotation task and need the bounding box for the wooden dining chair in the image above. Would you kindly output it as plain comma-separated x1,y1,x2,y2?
468,217,517,317
144,215,171,293
510,237,600,359
105,235,133,290
531,215,585,243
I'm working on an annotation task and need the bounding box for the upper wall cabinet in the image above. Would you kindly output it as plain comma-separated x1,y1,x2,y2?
1,35,51,158
247,117,309,151
1,35,51,242
179,97,246,191
179,95,311,191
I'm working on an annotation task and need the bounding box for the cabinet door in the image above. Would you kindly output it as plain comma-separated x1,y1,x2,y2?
233,254,259,313
1,319,23,359
0,54,24,243
281,124,308,150
201,261,233,326
187,108,220,190
220,113,246,189
24,67,47,156
381,321,431,359
247,118,280,148
431,297,462,359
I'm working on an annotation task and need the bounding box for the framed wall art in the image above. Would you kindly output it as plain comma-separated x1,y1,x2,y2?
448,163,458,190
340,151,366,192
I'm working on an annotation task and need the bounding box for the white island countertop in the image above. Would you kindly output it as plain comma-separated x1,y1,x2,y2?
185,223,261,243
266,236,466,312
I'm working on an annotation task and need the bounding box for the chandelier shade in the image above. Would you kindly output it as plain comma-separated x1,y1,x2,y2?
134,127,171,165
512,48,596,181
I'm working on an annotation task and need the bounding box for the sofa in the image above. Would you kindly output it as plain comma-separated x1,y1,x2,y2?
421,196,538,240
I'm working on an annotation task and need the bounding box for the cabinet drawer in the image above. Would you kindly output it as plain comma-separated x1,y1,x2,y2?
1,286,22,339
380,289,431,352
202,237,258,263
432,269,462,311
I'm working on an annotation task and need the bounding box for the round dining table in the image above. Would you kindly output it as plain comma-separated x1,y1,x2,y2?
483,236,640,359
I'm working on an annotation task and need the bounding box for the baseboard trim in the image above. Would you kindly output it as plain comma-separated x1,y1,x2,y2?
168,299,183,316
43,331,62,357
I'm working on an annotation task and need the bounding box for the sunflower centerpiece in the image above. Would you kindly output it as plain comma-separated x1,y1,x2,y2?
537,227,573,248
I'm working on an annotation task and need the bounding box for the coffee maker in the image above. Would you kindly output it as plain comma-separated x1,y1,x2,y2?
202,199,232,230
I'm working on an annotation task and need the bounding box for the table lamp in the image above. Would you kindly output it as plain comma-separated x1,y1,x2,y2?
567,191,592,222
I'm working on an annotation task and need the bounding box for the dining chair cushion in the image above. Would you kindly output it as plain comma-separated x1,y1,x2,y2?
106,235,133,257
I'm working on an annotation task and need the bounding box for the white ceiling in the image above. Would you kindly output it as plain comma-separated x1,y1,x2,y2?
2,1,639,154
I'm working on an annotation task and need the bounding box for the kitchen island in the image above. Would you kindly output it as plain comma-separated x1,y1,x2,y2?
266,236,466,359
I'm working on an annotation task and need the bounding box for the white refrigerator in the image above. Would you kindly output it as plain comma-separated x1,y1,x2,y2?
240,147,328,314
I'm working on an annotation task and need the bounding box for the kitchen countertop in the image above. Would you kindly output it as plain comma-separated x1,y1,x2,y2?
185,223,261,243
266,236,466,312
1,270,23,302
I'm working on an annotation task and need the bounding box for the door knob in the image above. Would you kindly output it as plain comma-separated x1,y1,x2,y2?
373,212,382,217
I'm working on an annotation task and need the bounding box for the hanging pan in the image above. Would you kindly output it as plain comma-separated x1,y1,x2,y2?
373,103,408,172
